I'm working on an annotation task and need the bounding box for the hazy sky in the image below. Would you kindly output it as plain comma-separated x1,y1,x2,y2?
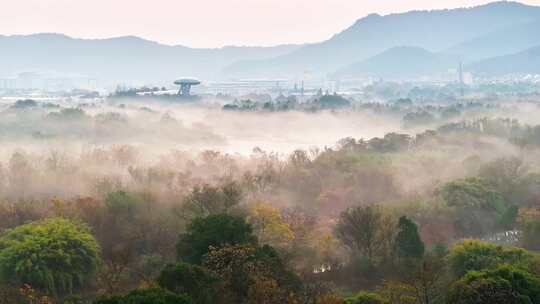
2,0,540,48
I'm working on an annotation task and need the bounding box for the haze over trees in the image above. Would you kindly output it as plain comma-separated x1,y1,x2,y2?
2,1,540,303
2,103,540,302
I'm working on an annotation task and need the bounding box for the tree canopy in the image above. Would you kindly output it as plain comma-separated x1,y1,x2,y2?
0,218,100,296
335,205,394,262
157,262,221,304
94,287,193,304
448,240,533,278
176,213,257,264
447,265,540,304
439,177,506,236
202,244,301,304
345,291,387,304
394,216,425,260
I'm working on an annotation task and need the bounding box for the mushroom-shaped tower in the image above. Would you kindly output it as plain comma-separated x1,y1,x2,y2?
174,78,201,97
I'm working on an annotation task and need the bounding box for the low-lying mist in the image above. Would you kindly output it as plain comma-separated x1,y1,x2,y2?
0,98,404,157
3,93,540,302
2,96,540,206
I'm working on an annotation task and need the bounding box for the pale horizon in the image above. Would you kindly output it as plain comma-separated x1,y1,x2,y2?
2,0,540,48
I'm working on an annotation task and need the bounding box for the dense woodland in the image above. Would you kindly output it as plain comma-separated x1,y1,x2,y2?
4,1,540,302
2,96,540,303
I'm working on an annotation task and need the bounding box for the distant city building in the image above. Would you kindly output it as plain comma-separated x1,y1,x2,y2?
205,79,289,95
0,72,97,91
0,77,17,89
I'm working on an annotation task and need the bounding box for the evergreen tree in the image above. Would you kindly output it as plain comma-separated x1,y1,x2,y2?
176,213,257,264
394,216,425,259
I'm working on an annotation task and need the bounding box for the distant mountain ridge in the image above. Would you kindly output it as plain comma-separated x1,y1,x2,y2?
470,45,540,75
332,46,458,79
446,20,540,61
224,1,540,78
0,33,301,83
2,1,540,83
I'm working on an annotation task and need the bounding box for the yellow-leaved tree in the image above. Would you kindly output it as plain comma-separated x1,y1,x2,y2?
248,202,294,247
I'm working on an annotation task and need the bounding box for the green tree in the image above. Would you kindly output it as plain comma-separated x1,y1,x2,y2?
0,218,100,296
316,94,351,109
105,191,141,220
447,265,540,304
513,173,540,206
94,287,193,304
179,182,242,219
97,191,143,293
395,251,448,304
394,216,425,260
478,157,525,204
202,244,301,304
376,281,417,304
439,177,505,236
498,205,519,231
157,262,221,304
402,111,435,129
345,291,387,304
448,240,532,277
176,214,257,264
521,219,540,251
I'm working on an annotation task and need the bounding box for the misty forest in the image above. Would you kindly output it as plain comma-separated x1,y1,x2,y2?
3,1,540,304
